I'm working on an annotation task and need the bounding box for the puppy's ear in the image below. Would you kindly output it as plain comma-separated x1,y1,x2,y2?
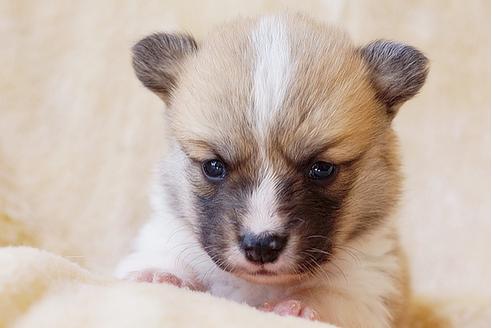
132,33,198,104
360,40,429,115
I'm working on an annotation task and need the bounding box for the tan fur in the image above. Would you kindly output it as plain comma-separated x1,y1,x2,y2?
408,298,452,328
172,18,257,152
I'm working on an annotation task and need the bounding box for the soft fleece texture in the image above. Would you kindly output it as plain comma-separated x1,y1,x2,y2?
0,247,332,328
0,0,489,327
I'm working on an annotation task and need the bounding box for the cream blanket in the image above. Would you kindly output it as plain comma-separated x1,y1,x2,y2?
1,246,489,327
0,247,332,328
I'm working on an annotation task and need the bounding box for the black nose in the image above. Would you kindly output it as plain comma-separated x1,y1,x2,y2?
239,233,288,264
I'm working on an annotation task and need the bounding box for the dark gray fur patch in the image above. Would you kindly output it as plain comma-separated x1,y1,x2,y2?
132,33,198,103
360,40,429,111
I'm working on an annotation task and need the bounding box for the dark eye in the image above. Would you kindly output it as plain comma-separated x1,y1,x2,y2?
308,161,337,181
202,159,226,181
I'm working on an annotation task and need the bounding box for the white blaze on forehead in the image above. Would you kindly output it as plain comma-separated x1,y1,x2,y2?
247,16,291,235
251,16,292,138
247,169,283,235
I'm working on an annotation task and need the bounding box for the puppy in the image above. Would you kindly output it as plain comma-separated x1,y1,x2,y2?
116,14,428,327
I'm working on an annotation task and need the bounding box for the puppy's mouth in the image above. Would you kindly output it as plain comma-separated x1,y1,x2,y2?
235,267,305,284
239,267,279,277
216,261,286,277
252,269,276,276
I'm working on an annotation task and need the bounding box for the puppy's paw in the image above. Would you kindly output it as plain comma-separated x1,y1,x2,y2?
259,299,318,321
124,269,204,291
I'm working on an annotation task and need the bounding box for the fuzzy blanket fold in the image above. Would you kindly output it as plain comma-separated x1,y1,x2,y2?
0,247,333,328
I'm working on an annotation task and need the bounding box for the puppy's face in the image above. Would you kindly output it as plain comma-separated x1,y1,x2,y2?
133,15,428,283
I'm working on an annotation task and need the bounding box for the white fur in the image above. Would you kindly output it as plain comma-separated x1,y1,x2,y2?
245,169,282,235
312,223,401,327
114,143,206,282
251,16,291,139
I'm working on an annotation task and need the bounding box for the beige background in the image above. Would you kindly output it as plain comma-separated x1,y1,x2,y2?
0,0,489,316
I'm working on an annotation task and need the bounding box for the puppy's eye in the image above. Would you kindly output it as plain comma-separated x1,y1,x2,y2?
202,159,226,181
308,161,337,181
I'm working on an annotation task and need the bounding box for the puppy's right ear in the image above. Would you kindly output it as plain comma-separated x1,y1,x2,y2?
132,33,198,104
359,40,429,116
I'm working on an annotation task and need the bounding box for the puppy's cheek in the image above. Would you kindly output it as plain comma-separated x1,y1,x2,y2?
189,172,218,200
195,199,239,270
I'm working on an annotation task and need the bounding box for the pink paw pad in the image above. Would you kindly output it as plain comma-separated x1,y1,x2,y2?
259,300,318,321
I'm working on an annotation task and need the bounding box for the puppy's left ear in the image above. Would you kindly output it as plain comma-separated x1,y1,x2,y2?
360,40,429,116
132,33,198,105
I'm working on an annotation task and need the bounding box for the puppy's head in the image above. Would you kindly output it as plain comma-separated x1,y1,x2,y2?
133,15,428,284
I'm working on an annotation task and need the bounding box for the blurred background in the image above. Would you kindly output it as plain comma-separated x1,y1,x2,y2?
0,0,489,323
